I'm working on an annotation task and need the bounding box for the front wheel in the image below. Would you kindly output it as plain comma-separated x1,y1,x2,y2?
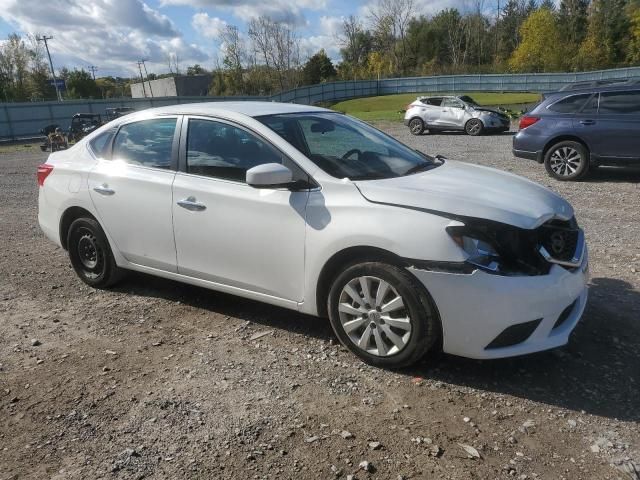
327,262,440,368
544,141,590,181
67,217,124,288
465,118,484,136
408,117,425,135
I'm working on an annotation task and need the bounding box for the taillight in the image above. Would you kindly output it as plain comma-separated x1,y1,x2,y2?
519,116,540,130
37,164,54,186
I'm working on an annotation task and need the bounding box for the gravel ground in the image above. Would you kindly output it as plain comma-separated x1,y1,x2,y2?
1,126,639,480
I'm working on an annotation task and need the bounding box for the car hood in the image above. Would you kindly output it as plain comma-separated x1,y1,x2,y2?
471,106,504,115
354,160,574,230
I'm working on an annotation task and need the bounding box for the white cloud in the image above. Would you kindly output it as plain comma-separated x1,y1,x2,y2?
192,13,228,39
0,0,209,75
161,0,326,26
298,15,343,61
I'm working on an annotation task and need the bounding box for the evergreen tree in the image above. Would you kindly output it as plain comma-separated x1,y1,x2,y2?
301,50,337,85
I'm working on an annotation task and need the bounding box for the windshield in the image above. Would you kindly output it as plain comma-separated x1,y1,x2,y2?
458,95,479,106
257,112,438,180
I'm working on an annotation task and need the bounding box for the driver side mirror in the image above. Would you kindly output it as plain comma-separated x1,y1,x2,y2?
246,163,293,189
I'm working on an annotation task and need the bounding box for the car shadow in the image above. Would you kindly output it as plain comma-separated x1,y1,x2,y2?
114,272,639,422
425,131,515,137
112,271,334,342
584,165,640,183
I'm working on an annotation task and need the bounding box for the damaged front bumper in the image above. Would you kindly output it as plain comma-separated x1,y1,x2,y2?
408,247,589,360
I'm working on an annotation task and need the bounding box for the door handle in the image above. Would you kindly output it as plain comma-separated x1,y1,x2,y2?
93,184,115,195
177,196,206,211
579,119,595,125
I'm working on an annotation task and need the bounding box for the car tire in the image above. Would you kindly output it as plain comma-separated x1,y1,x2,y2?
67,217,124,288
327,262,440,368
408,118,425,135
544,141,590,181
465,118,484,136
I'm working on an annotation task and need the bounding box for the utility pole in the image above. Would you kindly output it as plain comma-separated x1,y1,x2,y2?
136,61,147,97
88,65,98,80
36,35,63,102
140,60,154,98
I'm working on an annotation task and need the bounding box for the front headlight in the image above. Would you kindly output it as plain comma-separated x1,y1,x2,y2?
448,230,501,273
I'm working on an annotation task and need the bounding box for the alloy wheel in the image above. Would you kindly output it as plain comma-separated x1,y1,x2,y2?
409,119,423,135
466,119,482,135
549,146,582,177
337,276,412,357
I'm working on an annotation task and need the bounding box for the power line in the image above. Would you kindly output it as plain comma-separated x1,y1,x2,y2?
139,60,154,98
88,65,98,80
136,61,147,98
36,35,63,102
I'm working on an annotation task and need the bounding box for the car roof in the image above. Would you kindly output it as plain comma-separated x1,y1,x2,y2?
546,80,640,97
144,101,330,118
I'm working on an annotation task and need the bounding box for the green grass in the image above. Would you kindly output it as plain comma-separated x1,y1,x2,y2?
331,92,541,122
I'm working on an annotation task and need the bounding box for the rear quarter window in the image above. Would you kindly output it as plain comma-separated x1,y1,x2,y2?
547,94,593,113
88,131,114,158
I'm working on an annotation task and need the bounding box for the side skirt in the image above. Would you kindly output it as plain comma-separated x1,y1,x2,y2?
121,261,304,312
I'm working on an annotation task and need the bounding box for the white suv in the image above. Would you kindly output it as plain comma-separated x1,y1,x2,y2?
38,102,588,367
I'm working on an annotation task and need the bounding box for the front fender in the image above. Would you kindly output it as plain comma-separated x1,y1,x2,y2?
300,183,464,316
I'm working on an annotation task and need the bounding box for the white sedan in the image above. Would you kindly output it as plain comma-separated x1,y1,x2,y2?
37,102,589,368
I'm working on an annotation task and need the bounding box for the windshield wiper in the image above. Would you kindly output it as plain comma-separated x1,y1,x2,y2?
403,162,438,176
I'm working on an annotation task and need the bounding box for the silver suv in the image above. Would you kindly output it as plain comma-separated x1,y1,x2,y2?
404,95,511,136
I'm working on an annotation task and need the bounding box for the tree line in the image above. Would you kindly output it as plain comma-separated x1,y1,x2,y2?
211,0,640,95
1,0,639,101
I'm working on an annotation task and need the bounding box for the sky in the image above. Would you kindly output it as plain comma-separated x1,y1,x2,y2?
0,0,490,78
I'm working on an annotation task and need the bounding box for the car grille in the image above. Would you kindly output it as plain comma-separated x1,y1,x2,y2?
537,219,584,268
540,228,579,262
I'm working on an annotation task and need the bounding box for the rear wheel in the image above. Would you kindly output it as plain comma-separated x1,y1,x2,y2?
544,141,590,181
465,118,484,136
67,217,124,288
328,262,440,368
408,118,425,135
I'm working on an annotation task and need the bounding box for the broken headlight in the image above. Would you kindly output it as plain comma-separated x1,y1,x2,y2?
446,222,550,276
447,228,501,273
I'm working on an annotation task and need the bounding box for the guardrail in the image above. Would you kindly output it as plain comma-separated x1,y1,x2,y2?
2,66,640,140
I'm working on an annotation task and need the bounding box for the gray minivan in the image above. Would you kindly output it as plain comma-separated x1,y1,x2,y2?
512,81,640,180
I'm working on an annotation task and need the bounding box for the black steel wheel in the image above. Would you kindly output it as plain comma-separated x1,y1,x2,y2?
67,217,124,288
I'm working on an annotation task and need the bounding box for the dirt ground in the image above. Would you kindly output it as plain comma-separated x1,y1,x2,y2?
1,126,639,480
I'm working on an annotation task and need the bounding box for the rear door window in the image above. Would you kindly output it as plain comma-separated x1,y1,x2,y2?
112,118,177,169
423,98,443,106
599,90,640,114
548,94,592,113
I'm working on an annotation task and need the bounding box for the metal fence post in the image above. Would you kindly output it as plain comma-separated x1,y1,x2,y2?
3,104,14,140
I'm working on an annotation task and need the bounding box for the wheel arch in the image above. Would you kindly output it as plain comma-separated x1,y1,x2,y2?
542,135,591,160
316,245,444,354
315,246,405,319
59,206,98,250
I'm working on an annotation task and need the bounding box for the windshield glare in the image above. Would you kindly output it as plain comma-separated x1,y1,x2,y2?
257,112,437,180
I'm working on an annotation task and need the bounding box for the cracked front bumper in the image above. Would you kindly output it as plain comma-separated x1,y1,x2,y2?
408,249,589,359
